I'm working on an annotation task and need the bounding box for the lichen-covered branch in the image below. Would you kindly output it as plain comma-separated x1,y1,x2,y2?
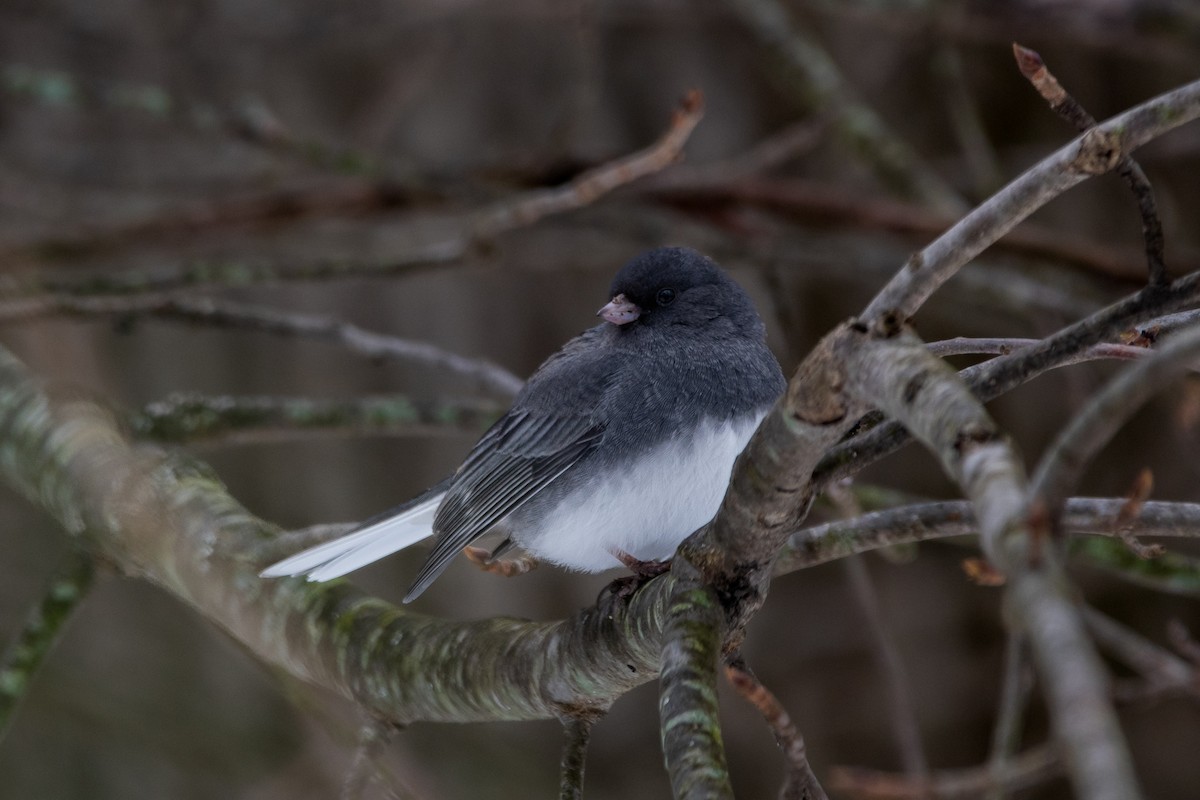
659,566,733,800
131,392,501,445
0,548,94,742
0,344,677,726
558,714,598,800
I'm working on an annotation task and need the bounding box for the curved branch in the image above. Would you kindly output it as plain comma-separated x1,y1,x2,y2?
863,77,1200,321
1030,324,1200,523
842,327,1140,800
0,344,674,725
816,270,1200,488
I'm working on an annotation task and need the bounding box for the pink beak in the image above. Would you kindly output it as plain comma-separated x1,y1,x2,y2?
597,293,641,325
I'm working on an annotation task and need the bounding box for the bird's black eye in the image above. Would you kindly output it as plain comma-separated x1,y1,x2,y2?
656,288,676,306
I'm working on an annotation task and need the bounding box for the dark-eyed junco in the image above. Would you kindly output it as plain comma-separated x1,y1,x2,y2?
261,247,785,602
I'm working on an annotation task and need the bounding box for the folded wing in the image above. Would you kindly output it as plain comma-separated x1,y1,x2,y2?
403,410,604,601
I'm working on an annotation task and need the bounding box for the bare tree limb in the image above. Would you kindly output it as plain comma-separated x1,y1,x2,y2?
1030,323,1200,524
842,326,1140,800
0,343,674,725
131,392,501,446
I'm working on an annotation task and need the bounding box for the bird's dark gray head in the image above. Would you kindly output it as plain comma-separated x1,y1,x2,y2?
598,247,764,334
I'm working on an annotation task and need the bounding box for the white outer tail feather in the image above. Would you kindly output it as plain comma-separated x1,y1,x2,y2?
259,493,444,581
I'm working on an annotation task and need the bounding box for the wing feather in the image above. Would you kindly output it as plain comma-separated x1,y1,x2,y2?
403,411,603,601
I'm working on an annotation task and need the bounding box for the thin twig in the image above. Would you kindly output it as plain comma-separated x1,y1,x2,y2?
650,117,830,187
340,718,402,800
724,657,828,800
828,483,929,788
1030,324,1200,523
984,632,1033,800
780,497,1200,574
1013,43,1167,286
0,295,524,398
1083,608,1198,699
474,89,704,236
829,743,1061,800
926,337,1150,362
648,177,1199,284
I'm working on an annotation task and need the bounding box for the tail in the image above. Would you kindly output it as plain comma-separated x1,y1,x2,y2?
259,484,446,582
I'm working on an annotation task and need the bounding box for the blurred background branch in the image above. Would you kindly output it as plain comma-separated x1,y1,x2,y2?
3,2,1200,799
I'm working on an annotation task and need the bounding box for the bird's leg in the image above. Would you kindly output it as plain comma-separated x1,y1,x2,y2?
611,549,672,579
462,541,539,578
599,549,673,602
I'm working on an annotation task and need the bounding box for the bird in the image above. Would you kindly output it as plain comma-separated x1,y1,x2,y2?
260,246,786,602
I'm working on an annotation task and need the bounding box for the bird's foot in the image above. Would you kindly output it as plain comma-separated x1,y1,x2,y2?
597,550,673,606
462,546,539,578
611,549,672,580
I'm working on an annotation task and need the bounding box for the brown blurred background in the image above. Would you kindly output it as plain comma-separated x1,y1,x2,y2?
2,1,1200,798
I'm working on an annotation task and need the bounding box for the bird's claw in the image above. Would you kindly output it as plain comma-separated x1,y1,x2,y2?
596,550,673,608
462,546,539,578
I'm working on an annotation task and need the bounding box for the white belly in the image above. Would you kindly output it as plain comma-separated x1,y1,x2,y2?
522,414,764,571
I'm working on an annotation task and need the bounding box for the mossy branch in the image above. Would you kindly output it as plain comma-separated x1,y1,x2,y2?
0,344,676,726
